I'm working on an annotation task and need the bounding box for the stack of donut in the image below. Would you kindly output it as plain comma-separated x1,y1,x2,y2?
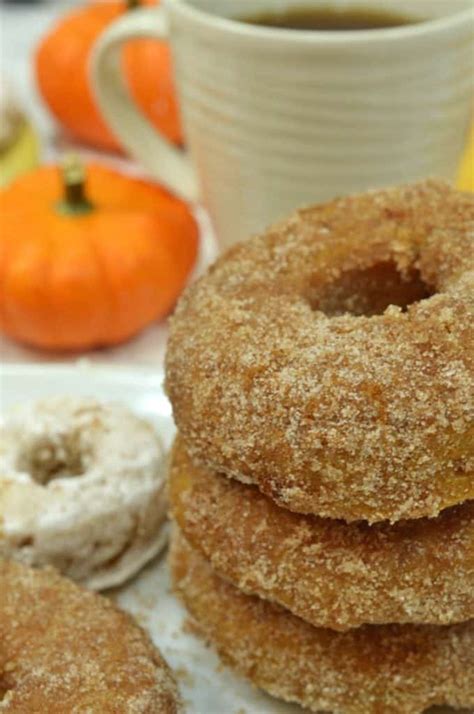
165,180,474,714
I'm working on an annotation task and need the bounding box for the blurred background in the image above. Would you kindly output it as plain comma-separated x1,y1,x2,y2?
2,0,63,146
0,0,473,368
1,0,216,366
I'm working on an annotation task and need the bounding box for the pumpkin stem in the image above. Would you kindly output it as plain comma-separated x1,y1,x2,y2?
56,155,95,217
127,0,140,9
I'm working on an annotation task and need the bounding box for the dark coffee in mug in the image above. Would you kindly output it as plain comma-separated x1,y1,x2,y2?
240,6,419,31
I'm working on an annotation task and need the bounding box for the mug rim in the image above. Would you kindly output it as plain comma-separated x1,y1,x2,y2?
166,0,474,43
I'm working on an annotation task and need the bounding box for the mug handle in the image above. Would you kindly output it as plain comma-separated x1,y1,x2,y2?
91,7,199,203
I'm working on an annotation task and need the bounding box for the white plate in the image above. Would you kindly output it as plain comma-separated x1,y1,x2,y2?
0,363,460,714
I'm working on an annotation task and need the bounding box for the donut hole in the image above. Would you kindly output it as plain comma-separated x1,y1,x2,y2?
311,261,434,317
17,433,87,485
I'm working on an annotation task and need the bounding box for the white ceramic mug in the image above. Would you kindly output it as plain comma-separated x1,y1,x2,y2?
92,0,474,248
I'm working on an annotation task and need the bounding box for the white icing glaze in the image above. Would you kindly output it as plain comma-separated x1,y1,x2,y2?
0,397,168,589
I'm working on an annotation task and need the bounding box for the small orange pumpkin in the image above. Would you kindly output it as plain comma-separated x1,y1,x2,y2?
35,0,182,153
0,159,198,350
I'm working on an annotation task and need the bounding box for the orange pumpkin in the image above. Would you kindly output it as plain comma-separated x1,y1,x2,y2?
0,159,198,350
36,0,182,153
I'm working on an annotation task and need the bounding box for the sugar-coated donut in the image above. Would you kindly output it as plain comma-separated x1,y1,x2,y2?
0,397,168,589
0,559,182,712
170,529,474,714
166,181,474,523
169,439,474,630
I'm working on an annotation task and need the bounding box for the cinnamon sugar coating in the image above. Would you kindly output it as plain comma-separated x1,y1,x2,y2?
166,181,474,523
170,529,474,714
169,439,474,630
0,560,182,713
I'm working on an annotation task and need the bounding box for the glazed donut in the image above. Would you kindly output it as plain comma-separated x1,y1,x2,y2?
0,397,167,589
170,529,474,714
0,558,182,712
169,439,474,630
166,180,474,523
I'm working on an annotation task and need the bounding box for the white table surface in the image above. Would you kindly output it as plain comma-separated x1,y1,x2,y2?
0,0,218,368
